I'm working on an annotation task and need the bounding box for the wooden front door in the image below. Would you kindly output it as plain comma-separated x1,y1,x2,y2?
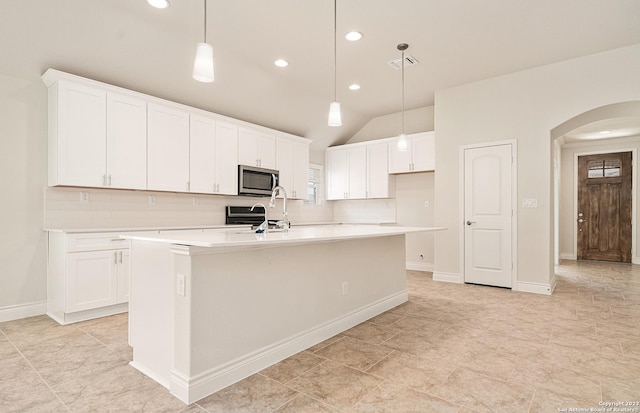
577,152,632,263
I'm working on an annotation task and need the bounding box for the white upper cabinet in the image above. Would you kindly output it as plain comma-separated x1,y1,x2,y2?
326,140,395,200
147,103,190,192
388,132,435,173
46,80,148,189
48,80,107,187
213,120,239,195
292,140,310,200
366,142,394,199
43,69,306,196
348,146,367,199
326,145,367,200
276,137,310,199
189,114,217,193
238,127,276,169
107,92,147,190
190,115,239,195
326,148,348,200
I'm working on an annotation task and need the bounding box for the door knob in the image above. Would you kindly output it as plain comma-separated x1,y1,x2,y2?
577,218,586,223
466,220,476,225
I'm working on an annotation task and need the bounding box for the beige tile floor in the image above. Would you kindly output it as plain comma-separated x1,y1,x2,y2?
1,260,639,412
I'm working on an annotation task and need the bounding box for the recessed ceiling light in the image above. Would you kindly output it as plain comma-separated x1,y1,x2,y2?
348,84,361,90
345,31,363,41
274,59,289,68
599,130,612,134
147,0,169,9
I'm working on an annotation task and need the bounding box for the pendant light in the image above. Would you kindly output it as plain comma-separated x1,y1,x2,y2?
328,0,342,126
397,43,409,151
192,0,215,83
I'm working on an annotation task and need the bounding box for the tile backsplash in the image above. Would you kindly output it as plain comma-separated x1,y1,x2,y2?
44,186,334,230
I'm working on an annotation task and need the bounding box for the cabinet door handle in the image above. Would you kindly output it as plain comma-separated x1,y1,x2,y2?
114,252,118,264
119,251,123,264
186,181,190,191
103,174,107,186
108,174,112,187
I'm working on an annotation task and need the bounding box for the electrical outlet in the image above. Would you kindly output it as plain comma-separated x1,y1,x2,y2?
341,281,348,295
424,201,430,208
192,197,198,207
80,192,89,203
176,273,185,296
148,195,156,205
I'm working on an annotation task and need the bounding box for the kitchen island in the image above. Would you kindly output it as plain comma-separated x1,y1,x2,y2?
122,224,444,404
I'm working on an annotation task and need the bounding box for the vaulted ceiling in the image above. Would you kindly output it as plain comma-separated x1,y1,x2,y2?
2,0,640,152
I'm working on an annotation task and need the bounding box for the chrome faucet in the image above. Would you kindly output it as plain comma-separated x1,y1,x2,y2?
250,203,268,233
269,186,289,232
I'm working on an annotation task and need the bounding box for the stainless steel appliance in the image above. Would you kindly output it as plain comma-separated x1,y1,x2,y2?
226,205,270,227
238,165,279,197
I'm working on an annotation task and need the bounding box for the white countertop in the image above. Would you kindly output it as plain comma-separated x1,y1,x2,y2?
120,225,446,248
43,224,247,234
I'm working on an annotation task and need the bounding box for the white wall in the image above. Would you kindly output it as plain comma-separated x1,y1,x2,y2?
348,106,434,144
0,74,48,319
396,173,435,270
559,136,640,261
434,43,640,289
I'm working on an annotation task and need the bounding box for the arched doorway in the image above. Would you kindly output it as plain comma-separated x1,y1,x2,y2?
552,101,640,265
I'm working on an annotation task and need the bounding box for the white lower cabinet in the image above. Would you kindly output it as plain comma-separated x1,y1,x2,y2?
47,232,130,324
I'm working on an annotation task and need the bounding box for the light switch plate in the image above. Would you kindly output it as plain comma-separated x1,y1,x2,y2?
522,199,538,208
176,273,186,296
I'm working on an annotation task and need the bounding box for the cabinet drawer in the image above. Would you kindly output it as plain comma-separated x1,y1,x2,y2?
66,232,131,252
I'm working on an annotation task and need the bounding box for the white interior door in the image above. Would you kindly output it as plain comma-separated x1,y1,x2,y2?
464,144,513,288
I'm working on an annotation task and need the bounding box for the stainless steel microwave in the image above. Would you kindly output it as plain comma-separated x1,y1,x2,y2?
238,165,279,197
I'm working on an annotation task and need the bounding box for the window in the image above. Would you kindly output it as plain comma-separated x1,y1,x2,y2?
304,163,323,206
588,159,621,178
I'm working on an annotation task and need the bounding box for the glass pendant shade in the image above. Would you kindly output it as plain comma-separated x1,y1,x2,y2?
328,101,342,127
397,133,408,152
147,0,169,8
193,42,215,83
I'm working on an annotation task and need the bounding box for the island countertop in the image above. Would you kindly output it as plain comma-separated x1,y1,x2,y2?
120,224,445,249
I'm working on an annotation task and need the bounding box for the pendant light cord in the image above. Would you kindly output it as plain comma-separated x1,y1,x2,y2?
333,0,337,102
401,48,405,134
203,0,207,43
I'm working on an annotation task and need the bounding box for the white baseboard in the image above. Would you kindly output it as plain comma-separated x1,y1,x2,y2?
48,303,129,325
559,252,577,260
406,262,434,272
168,290,409,404
515,281,553,295
433,271,463,284
0,301,46,323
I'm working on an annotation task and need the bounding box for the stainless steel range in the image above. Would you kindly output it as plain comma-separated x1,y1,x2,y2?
225,205,273,228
